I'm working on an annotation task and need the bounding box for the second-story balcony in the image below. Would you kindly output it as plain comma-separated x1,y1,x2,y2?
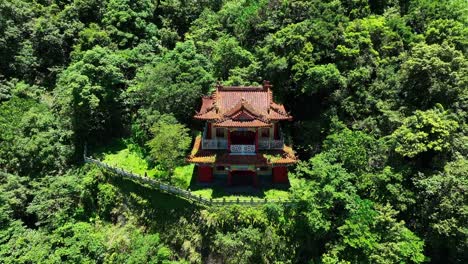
258,138,284,149
202,137,228,149
201,127,227,149
201,125,284,151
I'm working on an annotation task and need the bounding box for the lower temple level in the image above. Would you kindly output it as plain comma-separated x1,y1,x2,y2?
197,165,289,187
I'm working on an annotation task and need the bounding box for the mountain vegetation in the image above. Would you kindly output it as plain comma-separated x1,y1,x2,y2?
0,0,466,263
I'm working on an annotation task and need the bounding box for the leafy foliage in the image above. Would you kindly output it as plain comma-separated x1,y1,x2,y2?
0,0,467,263
0,95,72,175
413,159,468,263
147,119,191,179
392,105,459,158
127,40,214,124
54,46,127,143
323,201,425,264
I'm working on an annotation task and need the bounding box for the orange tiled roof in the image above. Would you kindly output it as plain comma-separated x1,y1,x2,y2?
214,119,271,128
187,136,216,163
187,136,297,165
194,81,292,126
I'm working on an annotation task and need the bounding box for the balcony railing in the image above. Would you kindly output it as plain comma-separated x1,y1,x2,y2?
230,144,255,154
258,138,284,149
202,126,228,149
202,125,284,150
202,138,228,149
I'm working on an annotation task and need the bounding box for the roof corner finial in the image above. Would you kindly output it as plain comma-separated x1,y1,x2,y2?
263,80,271,90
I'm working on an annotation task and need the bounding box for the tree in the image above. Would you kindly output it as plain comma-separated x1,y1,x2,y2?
54,46,127,145
0,172,30,230
212,227,262,264
157,0,223,38
405,0,467,34
127,40,214,124
0,219,175,263
0,0,36,81
27,171,86,229
104,223,173,263
102,0,158,48
49,222,107,263
424,19,467,51
0,0,467,262
398,43,467,111
296,63,345,95
211,35,259,83
0,223,57,263
391,105,459,158
341,0,371,19
322,120,388,173
146,119,191,180
0,95,72,175
291,151,424,262
413,158,468,263
333,16,406,122
258,20,314,95
74,23,111,51
291,153,358,248
200,205,291,263
322,200,425,264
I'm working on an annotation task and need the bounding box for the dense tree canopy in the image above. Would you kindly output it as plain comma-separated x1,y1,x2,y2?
0,0,466,263
147,118,191,179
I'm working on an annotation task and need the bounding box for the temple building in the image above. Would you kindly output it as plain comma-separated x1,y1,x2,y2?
187,81,297,186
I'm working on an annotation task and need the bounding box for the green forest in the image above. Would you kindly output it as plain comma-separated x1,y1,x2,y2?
0,0,467,263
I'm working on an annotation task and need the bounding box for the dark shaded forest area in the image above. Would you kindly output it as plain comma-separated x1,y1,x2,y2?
0,0,466,263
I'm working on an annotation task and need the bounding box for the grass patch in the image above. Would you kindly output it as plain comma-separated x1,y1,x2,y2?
264,189,290,200
191,188,213,199
172,164,195,189
93,139,165,179
91,138,195,186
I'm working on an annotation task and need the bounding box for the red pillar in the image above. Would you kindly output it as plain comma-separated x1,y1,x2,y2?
255,128,259,152
198,166,213,182
274,123,279,139
227,129,231,152
207,123,212,139
273,166,288,183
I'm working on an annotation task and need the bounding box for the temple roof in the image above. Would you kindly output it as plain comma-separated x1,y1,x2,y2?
187,136,297,165
214,119,271,128
194,81,292,127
